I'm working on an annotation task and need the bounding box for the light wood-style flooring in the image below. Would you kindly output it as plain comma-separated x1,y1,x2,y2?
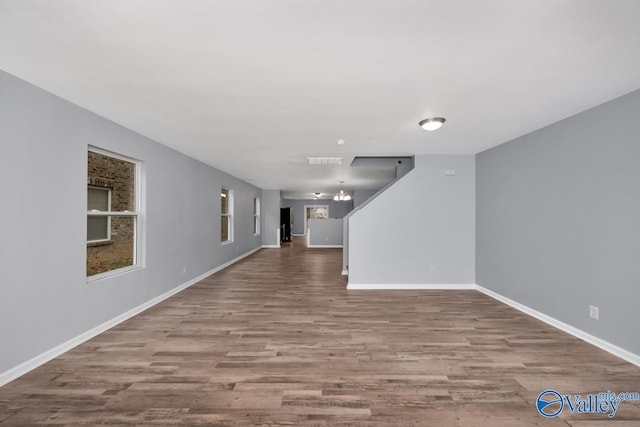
1,238,639,426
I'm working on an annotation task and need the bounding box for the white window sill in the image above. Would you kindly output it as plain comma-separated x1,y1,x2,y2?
87,265,143,284
87,239,113,247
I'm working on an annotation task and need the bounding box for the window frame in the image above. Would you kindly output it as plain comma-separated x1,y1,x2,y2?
87,186,112,243
87,146,144,282
253,197,260,236
221,187,234,244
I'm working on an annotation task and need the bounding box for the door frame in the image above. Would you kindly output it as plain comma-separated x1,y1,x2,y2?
303,205,329,235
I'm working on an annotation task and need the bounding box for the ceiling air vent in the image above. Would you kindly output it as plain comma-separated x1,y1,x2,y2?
306,157,343,166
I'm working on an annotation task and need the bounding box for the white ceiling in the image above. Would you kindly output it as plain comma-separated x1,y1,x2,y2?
2,1,640,198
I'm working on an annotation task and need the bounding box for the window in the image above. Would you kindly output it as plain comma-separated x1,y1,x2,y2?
87,148,141,279
253,197,260,235
87,186,111,242
221,188,233,243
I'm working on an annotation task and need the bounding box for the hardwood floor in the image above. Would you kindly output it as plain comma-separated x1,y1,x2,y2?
1,237,639,425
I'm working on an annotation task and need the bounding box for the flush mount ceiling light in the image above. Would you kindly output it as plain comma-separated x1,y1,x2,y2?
333,181,352,201
419,117,446,131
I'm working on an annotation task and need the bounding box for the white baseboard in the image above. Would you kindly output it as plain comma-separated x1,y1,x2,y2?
292,233,306,237
341,269,348,276
475,285,640,368
4,270,637,387
307,245,343,248
345,282,639,367
0,246,263,388
262,245,281,248
346,283,476,290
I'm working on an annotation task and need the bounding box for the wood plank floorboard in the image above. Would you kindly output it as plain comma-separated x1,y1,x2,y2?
1,237,639,425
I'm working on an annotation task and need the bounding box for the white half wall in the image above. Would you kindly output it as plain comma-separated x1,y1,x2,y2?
308,218,343,247
348,155,475,285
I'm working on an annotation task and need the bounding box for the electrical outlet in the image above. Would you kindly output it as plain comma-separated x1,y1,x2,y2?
589,305,599,320
430,266,437,274
182,265,186,275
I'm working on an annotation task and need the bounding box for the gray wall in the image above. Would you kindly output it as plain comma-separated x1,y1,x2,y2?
349,155,475,285
261,190,281,247
477,89,640,355
353,189,379,208
282,199,353,235
0,70,263,374
308,218,343,246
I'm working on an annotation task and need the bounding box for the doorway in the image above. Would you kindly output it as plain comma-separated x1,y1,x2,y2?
304,205,328,235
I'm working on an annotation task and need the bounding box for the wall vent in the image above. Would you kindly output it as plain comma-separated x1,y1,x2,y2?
306,157,343,166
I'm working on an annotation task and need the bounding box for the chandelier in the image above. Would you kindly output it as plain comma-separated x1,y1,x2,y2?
333,181,352,201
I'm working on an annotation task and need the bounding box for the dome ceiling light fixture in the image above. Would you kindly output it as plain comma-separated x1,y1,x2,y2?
419,117,446,131
333,181,352,201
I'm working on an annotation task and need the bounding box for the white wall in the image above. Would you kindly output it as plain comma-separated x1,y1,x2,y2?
348,155,475,286
0,70,263,376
